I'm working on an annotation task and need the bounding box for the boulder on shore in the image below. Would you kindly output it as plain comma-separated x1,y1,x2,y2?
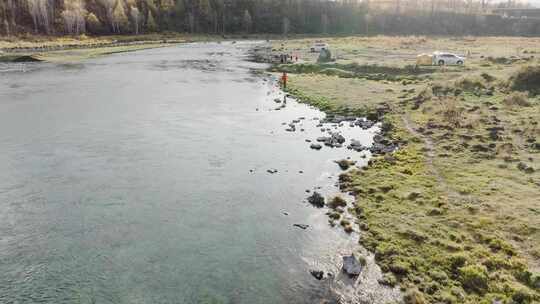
310,270,324,280
310,143,322,150
342,254,363,276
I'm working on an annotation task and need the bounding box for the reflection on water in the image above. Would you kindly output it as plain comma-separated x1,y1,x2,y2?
0,42,399,304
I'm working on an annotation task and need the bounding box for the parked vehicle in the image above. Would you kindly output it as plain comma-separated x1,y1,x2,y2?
416,53,433,66
433,52,465,65
310,42,329,53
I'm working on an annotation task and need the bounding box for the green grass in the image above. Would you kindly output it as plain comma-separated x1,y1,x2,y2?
274,36,540,303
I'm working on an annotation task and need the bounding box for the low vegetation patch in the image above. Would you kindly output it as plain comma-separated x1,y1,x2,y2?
273,62,434,82
509,65,540,95
503,92,532,107
454,76,485,92
328,196,347,209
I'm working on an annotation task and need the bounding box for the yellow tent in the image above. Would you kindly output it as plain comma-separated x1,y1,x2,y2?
416,53,433,66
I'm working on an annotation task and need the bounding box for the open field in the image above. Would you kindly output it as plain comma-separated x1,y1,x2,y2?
271,36,540,303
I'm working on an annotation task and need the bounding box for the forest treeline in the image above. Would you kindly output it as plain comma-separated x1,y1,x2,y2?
1,0,539,37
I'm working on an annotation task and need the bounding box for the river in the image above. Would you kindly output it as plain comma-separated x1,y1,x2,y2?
0,42,399,304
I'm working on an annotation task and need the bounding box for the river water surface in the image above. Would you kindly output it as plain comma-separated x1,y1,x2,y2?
0,42,399,304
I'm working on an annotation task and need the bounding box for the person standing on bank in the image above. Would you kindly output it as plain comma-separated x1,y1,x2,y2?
281,72,288,89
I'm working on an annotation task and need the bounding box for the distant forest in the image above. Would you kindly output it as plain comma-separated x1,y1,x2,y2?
1,0,539,36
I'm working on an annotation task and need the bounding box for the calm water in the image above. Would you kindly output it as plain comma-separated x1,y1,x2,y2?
0,42,397,304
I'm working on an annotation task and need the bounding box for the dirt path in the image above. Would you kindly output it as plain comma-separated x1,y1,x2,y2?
400,114,462,201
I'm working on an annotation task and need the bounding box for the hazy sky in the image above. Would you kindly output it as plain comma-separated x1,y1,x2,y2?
527,0,540,6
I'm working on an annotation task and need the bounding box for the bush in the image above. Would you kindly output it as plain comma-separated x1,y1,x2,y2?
328,212,341,220
455,77,485,92
480,72,496,82
458,265,489,294
503,92,532,107
438,97,464,127
486,56,511,64
533,274,540,289
404,288,427,304
321,68,354,78
378,273,398,286
328,196,347,209
512,289,533,304
510,66,540,95
86,13,104,34
389,260,411,275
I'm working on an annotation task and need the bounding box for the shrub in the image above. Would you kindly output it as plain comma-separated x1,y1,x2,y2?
378,273,398,286
503,92,532,107
438,97,464,127
480,72,496,82
340,219,350,226
335,159,356,170
455,77,485,92
389,260,411,275
532,274,540,289
375,242,402,259
328,196,347,209
509,65,540,95
512,289,533,304
328,212,340,220
412,87,433,109
458,265,489,294
85,13,104,33
404,288,427,304
429,270,449,283
321,68,354,78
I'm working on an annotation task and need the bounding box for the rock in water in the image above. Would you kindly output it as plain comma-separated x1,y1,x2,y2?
293,224,309,230
310,143,322,150
335,159,356,170
342,255,363,276
307,192,325,208
310,270,324,280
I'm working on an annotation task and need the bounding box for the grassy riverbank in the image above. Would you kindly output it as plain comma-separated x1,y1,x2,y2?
0,33,226,63
273,36,540,303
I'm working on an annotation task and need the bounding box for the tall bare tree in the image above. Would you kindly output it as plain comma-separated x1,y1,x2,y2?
62,0,87,35
130,6,142,33
243,9,252,33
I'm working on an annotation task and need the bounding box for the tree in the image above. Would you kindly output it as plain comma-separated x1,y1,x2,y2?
62,0,87,35
243,9,252,33
112,0,129,33
282,16,290,36
27,0,52,34
86,12,103,33
146,10,157,31
187,11,195,32
99,0,116,32
321,13,328,34
130,6,142,34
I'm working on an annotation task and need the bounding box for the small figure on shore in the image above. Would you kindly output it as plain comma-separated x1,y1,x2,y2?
281,72,288,89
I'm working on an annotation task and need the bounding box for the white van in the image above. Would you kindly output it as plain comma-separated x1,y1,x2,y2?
310,42,329,53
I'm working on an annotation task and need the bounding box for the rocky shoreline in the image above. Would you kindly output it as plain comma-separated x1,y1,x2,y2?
260,72,402,303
